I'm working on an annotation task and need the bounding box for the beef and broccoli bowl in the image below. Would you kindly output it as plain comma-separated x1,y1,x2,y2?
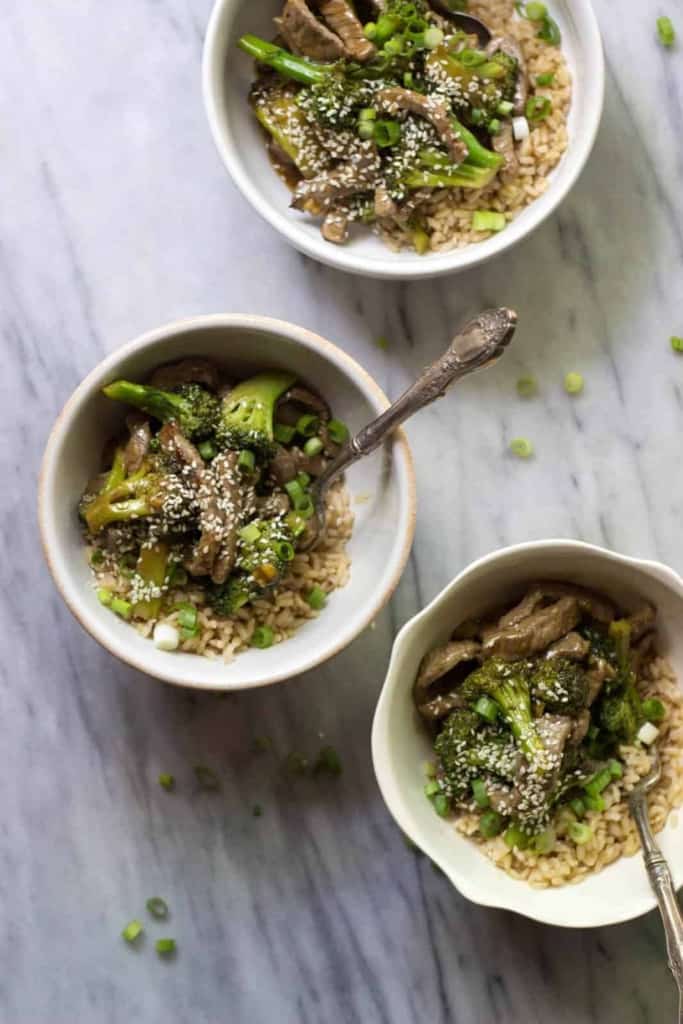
415,581,683,887
235,0,572,254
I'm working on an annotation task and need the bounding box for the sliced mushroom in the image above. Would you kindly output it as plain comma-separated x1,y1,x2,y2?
291,143,381,211
322,208,350,244
316,0,376,61
627,603,656,642
210,451,244,585
375,88,468,164
123,414,151,474
486,34,527,115
149,358,221,393
279,0,346,60
546,632,591,662
482,597,581,659
491,122,518,183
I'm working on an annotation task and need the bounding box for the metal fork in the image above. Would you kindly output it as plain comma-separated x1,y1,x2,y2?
628,747,683,1022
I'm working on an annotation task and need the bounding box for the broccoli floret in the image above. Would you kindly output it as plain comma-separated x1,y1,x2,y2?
435,710,520,800
82,450,167,533
207,576,256,617
103,380,220,441
216,372,296,456
599,694,639,743
587,620,642,745
206,518,295,617
530,658,588,714
459,658,547,766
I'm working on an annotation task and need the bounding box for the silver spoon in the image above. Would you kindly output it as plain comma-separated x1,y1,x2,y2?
428,1,492,46
299,307,517,552
628,746,683,1022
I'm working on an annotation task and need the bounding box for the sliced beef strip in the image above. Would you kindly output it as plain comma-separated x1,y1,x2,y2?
322,209,350,244
585,658,616,707
417,691,466,722
545,632,591,661
158,422,204,483
415,640,482,692
210,451,244,585
149,358,221,393
482,597,581,659
627,603,656,642
269,446,298,486
279,0,346,60
123,414,151,474
257,492,291,519
632,632,656,678
316,0,376,61
490,122,518,183
488,782,523,816
569,709,591,747
375,87,468,164
496,587,545,630
291,143,381,211
536,714,573,762
374,183,398,219
414,640,481,722
535,582,616,624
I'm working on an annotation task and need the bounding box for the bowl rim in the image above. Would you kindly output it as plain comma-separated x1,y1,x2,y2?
371,538,683,927
201,0,605,280
38,313,417,690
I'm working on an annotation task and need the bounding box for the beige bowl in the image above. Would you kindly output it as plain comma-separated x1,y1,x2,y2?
39,315,416,690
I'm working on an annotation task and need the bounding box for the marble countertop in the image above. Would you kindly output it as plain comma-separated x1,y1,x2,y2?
3,0,683,1020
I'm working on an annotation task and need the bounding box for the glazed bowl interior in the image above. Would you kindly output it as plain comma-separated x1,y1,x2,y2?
202,0,604,279
39,316,415,690
372,541,683,927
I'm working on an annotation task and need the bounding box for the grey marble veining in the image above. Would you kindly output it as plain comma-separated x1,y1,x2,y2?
2,0,683,1020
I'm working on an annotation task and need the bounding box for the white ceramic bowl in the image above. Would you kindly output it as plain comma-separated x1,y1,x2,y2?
202,0,604,280
372,540,683,927
39,315,416,691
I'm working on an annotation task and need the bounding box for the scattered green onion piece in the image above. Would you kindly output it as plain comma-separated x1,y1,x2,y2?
424,25,444,48
536,71,555,86
364,21,377,40
564,372,584,395
122,920,143,943
569,797,585,819
671,336,683,353
516,375,538,398
474,695,499,723
194,765,221,790
297,496,315,520
285,511,307,538
358,121,375,140
469,107,486,125
274,422,296,444
90,548,105,567
479,810,504,838
472,210,506,232
198,440,217,461
375,336,389,351
359,107,377,121
146,897,169,920
327,418,350,445
111,597,132,620
238,449,256,475
657,15,676,47
314,746,342,777
471,778,490,808
305,585,327,611
275,540,295,562
375,13,399,44
608,759,624,780
296,471,311,489
532,827,556,854
568,822,593,845
296,413,320,438
285,479,307,509
497,99,514,116
488,118,501,135
156,939,176,956
284,752,310,775
168,564,188,588
383,36,404,55
158,773,175,792
509,437,534,458
403,71,415,88
504,826,529,849
176,603,198,632
537,15,561,45
525,2,547,20
374,119,402,148
303,436,324,457
251,625,274,649
239,523,262,544
97,587,113,606
425,779,440,798
525,95,552,121
584,768,612,798
433,793,450,817
584,793,606,813
642,698,666,723
251,735,272,753
459,47,487,66
253,804,263,817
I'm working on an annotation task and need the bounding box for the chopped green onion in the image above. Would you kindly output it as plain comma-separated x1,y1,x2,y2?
297,496,315,520
564,372,584,395
155,938,176,956
296,413,319,438
158,773,175,791
532,827,556,854
472,210,506,232
359,107,376,121
432,793,450,817
524,1,547,18
459,47,487,66
642,698,666,723
536,71,555,86
412,223,430,255
425,779,440,798
423,25,444,48
403,71,415,88
238,449,256,475
305,585,327,611
285,479,308,509
314,746,342,777
364,21,377,40
375,13,398,44
168,563,188,588
525,95,552,121
251,625,275,649
497,100,514,116
469,107,486,125
657,15,676,46
509,437,534,458
479,810,504,838
608,759,624,779
584,793,606,813
569,796,585,819
274,422,296,444
198,440,217,461
194,765,221,790
374,119,402,148
568,822,593,845
488,118,501,134
471,778,490,808
146,897,169,920
537,15,561,45
303,436,324,457
285,511,307,538
504,826,530,849
239,523,261,544
327,418,349,445
671,336,683,353
516,375,538,398
275,540,295,562
383,36,404,55
252,804,263,817
97,587,113,606
584,768,612,798
375,336,389,351
251,735,272,753
284,751,310,776
474,695,499,723
90,548,105,567
122,920,143,943
111,597,132,620
296,471,311,488
358,121,376,140
176,603,198,632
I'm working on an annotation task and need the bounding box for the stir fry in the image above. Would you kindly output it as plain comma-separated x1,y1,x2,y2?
80,359,350,631
239,0,556,251
415,583,665,850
